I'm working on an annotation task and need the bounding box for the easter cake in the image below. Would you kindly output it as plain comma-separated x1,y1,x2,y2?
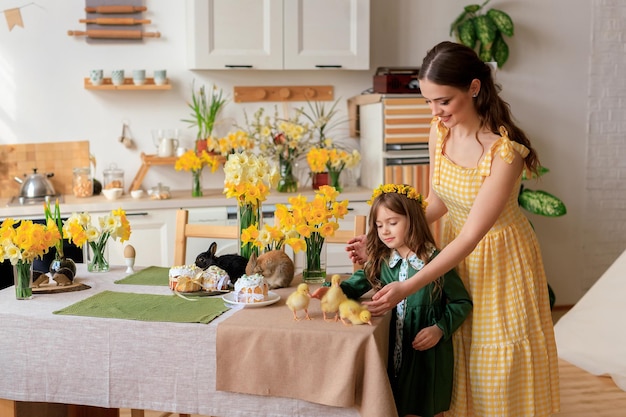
168,264,201,292
234,273,269,303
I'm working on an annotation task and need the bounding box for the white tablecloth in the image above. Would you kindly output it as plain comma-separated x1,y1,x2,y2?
554,248,626,391
0,264,368,417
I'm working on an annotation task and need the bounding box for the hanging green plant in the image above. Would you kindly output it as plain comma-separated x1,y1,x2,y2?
450,0,514,68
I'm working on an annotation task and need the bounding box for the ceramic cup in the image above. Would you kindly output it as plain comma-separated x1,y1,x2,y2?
90,69,103,86
153,69,167,86
111,69,125,86
132,69,146,86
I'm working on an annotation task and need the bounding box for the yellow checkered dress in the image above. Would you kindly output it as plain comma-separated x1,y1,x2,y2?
433,120,560,416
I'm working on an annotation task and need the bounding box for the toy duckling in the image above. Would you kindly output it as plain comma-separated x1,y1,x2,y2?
286,283,312,321
339,298,372,326
321,274,347,322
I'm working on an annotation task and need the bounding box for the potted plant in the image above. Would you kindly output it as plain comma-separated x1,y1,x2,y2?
182,80,227,153
518,166,567,309
450,0,514,68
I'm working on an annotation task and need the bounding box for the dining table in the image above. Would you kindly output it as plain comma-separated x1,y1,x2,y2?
0,264,397,417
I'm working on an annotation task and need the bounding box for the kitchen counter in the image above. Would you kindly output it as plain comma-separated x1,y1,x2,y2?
0,187,373,219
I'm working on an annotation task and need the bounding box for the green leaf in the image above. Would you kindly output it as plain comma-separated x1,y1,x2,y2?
519,189,567,217
522,166,550,181
464,4,481,13
450,11,468,36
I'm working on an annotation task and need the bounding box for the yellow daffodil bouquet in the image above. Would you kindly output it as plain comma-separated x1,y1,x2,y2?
252,203,307,254
306,144,361,192
243,106,314,192
175,149,221,197
0,218,61,298
63,208,132,273
206,129,255,157
289,185,350,282
223,151,278,260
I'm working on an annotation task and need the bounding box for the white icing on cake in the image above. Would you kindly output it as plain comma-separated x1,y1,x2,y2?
234,273,268,303
169,264,200,291
201,265,230,291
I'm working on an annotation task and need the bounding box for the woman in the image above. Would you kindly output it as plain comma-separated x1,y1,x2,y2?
348,41,560,416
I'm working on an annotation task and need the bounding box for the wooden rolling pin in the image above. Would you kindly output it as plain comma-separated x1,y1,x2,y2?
79,18,151,25
85,6,147,14
68,30,161,39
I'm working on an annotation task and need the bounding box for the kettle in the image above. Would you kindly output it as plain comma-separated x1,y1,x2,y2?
14,168,56,198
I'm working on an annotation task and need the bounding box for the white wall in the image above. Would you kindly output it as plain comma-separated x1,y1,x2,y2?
0,0,621,306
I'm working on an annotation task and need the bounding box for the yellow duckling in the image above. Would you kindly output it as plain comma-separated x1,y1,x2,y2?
321,274,347,322
339,298,372,326
286,283,312,321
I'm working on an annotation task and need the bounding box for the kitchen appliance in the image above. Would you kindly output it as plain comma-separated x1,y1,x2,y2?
373,67,421,94
357,94,444,241
9,169,62,206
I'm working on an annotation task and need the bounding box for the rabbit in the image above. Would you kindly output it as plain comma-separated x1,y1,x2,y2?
195,242,247,284
245,250,295,289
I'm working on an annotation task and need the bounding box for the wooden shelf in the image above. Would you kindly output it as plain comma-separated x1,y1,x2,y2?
129,153,177,192
84,77,171,90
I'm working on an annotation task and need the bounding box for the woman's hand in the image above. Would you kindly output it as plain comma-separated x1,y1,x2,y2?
346,234,367,264
362,280,408,316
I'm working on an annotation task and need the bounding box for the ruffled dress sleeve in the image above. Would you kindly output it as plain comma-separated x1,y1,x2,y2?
478,126,530,177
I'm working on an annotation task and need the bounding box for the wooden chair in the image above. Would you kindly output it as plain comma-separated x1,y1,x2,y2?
173,209,238,266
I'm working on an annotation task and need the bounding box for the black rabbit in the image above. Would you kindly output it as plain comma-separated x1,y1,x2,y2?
195,242,247,284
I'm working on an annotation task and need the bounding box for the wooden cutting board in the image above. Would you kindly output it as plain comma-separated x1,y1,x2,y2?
0,141,91,199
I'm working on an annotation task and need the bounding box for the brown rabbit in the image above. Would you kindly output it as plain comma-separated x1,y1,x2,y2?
245,250,295,289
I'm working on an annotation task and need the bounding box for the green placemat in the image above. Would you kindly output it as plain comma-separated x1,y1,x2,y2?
114,266,169,286
53,290,229,324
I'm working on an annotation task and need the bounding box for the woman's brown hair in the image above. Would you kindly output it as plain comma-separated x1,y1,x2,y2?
418,41,539,175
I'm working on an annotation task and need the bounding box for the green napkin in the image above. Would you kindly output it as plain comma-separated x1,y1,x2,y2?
54,290,229,324
114,266,169,286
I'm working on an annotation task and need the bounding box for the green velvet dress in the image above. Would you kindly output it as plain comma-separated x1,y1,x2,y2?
340,250,472,417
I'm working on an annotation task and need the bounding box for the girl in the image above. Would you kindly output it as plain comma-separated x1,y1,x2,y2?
315,183,472,417
349,41,560,416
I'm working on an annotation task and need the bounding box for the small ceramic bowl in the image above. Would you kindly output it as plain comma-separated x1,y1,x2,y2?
102,188,123,200
130,189,145,199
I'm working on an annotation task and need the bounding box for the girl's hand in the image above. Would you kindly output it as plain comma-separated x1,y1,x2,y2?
363,280,407,316
412,325,443,351
346,234,367,264
310,286,328,300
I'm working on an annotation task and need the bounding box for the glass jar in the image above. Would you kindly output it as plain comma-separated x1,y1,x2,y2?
103,163,124,191
148,183,171,200
72,167,93,197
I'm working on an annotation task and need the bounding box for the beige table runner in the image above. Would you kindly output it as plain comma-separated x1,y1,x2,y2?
216,285,397,417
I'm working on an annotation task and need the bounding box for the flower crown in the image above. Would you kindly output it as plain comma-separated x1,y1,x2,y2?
368,184,428,209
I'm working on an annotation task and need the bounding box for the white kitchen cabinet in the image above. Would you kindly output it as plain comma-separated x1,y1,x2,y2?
186,0,370,70
106,209,177,268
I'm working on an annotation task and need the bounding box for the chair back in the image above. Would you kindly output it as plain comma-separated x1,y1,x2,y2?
326,215,367,271
173,209,237,266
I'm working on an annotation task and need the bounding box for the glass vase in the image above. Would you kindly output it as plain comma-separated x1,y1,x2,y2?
302,232,327,284
13,260,33,300
87,239,110,273
49,256,77,283
328,169,343,192
192,169,203,197
237,202,262,261
277,157,298,193
312,172,329,190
